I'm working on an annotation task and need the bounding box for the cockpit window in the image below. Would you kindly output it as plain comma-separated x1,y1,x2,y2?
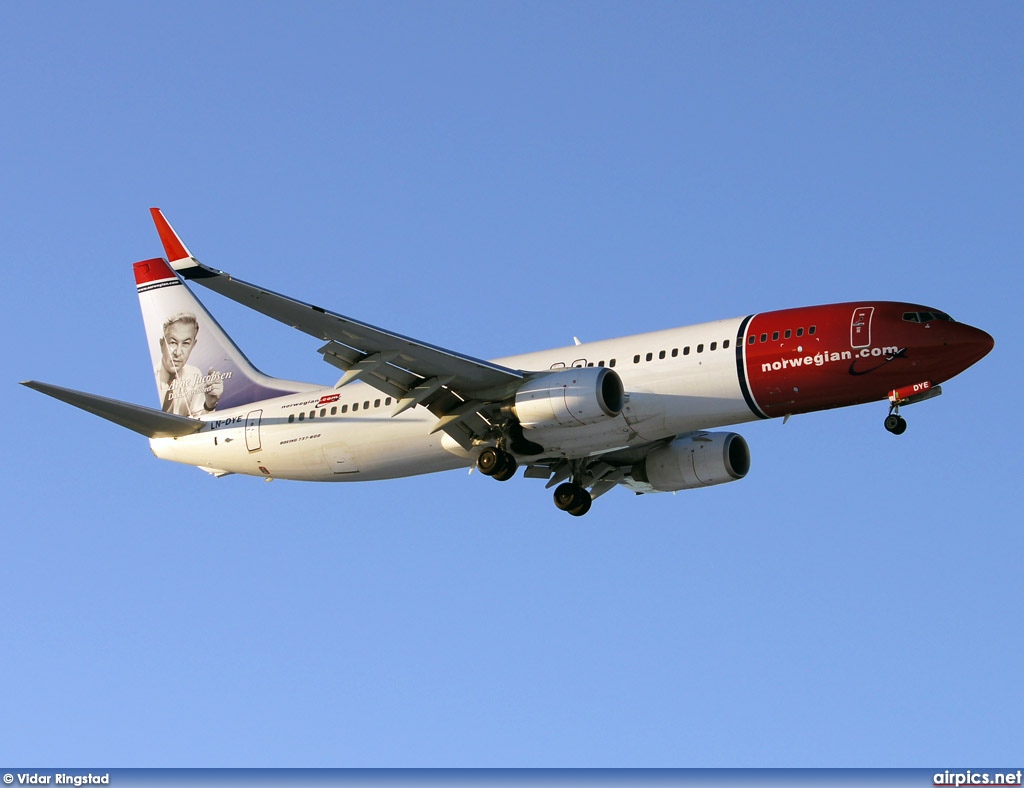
903,311,954,323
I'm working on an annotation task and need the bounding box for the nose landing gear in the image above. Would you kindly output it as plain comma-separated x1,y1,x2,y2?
884,407,907,435
553,482,592,517
884,382,942,435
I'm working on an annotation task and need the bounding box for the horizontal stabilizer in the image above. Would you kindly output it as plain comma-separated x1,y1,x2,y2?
21,381,204,439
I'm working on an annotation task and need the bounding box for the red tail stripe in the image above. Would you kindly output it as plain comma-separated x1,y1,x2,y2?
133,257,177,285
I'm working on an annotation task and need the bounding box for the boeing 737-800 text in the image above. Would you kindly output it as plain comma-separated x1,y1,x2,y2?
22,209,994,515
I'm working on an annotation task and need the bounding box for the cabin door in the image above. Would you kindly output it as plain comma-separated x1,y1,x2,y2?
245,409,263,452
850,307,874,349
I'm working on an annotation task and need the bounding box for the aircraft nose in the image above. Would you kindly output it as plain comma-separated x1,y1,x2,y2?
954,322,995,368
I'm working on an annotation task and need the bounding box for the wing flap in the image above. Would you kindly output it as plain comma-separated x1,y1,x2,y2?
22,381,204,439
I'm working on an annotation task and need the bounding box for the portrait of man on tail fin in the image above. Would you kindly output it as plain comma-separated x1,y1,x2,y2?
156,312,225,416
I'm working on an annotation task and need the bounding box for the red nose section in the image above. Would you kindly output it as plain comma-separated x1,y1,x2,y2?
943,323,994,378
741,303,993,419
963,325,995,364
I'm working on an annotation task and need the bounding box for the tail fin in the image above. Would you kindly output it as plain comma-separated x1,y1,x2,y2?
135,256,315,416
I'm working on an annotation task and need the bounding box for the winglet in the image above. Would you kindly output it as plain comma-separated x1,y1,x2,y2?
150,207,194,266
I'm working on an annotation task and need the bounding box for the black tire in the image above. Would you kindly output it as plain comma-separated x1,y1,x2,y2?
884,415,902,433
477,447,501,476
492,453,518,481
567,493,592,517
553,482,580,511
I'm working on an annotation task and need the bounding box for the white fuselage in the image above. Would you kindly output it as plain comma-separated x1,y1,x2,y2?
150,317,757,481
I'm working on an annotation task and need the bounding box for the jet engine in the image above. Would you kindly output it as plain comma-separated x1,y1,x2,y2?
633,432,750,492
513,367,625,430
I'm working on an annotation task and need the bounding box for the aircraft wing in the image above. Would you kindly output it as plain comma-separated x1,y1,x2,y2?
21,381,204,439
151,209,524,448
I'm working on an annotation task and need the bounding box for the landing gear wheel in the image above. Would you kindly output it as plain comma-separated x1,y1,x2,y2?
478,447,517,480
884,414,907,435
553,482,591,516
567,494,592,517
553,482,578,511
492,454,518,481
477,447,502,476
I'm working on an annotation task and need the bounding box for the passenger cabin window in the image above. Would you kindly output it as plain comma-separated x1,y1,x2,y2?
288,414,295,423
809,326,816,335
723,339,730,349
797,328,804,337
710,341,717,351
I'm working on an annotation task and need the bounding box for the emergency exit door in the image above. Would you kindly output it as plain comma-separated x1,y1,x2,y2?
245,409,262,452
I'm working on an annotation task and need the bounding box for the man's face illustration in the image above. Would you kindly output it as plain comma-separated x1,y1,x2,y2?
161,321,198,375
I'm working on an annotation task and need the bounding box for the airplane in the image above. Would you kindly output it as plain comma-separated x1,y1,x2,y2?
22,209,994,516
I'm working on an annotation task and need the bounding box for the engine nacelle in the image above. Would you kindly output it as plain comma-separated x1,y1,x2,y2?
634,432,750,492
514,367,625,430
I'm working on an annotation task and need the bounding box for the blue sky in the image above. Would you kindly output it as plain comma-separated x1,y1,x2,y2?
3,1,1021,768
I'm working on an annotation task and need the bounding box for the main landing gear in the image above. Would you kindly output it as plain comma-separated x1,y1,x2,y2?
884,407,907,435
476,448,595,516
552,482,592,517
476,446,518,482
